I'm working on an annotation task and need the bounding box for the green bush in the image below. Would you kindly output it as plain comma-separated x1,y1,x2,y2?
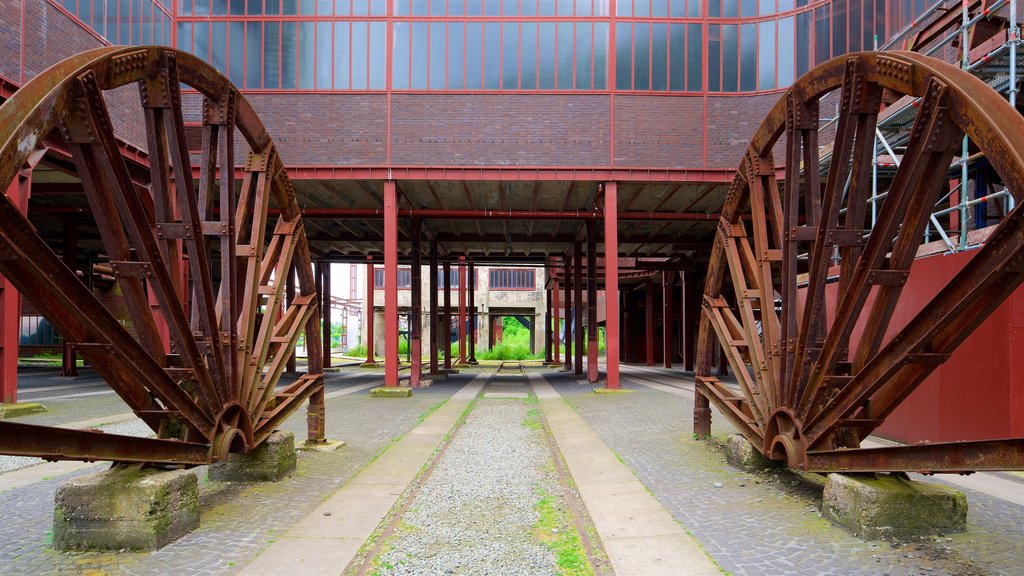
478,343,542,361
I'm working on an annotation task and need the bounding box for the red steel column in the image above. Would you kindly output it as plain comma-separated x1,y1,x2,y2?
586,221,599,383
645,278,655,366
544,284,553,364
443,261,452,370
61,219,80,378
384,180,399,387
682,271,697,371
410,218,422,387
552,277,561,365
457,256,467,365
574,241,584,376
429,241,439,374
321,262,332,369
663,271,673,369
563,256,572,371
1,165,32,403
468,259,477,364
604,183,620,389
363,256,376,366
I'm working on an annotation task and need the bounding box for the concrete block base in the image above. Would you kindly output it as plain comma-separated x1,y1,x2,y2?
54,466,199,551
822,473,967,541
726,434,781,472
209,431,297,482
359,362,379,369
0,402,47,419
593,388,634,395
297,439,346,453
370,386,413,398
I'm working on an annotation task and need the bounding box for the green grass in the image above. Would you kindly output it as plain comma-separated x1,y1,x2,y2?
533,489,594,576
478,342,543,361
523,407,542,430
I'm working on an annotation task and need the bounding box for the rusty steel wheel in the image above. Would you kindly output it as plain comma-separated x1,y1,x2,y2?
694,51,1024,474
0,47,323,465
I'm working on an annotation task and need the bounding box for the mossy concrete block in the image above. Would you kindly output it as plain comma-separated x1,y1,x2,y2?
209,431,297,482
822,473,967,541
726,434,781,472
297,439,346,453
53,466,199,551
0,402,47,419
370,386,413,398
593,388,634,395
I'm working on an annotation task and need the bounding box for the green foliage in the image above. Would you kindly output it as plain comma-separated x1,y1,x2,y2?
478,343,543,361
533,490,594,576
348,343,368,358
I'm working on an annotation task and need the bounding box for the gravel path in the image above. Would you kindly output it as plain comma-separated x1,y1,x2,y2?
373,397,562,576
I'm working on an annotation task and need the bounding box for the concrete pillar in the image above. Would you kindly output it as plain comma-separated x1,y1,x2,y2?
429,241,439,374
603,183,620,389
645,278,655,366
383,180,399,387
457,257,467,365
363,257,376,366
61,219,79,378
410,218,422,387
443,261,452,370
586,221,599,383
321,262,331,369
468,260,477,364
563,256,571,371
663,271,673,369
574,241,584,376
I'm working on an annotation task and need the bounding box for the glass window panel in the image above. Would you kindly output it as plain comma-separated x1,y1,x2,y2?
576,22,592,89
411,0,428,14
670,0,686,16
723,0,738,17
282,0,298,14
450,0,465,14
722,23,737,92
245,21,261,88
230,21,245,86
521,22,538,89
539,22,556,89
391,22,407,89
165,14,172,45
522,0,537,15
394,0,409,15
177,21,192,53
739,0,754,15
875,0,885,47
778,0,792,9
316,0,332,13
332,0,348,13
758,0,773,15
484,22,501,89
229,0,245,13
558,0,573,15
266,0,280,13
281,21,297,88
370,0,386,15
594,22,608,88
687,0,700,15
264,22,280,87
484,0,501,15
796,10,810,77
814,5,829,64
178,0,189,15
615,22,631,89
777,16,794,86
246,0,261,14
105,0,117,42
448,23,465,89
316,22,332,89
194,20,211,61
832,0,846,55
615,0,631,16
651,23,667,91
212,22,228,73
298,0,314,13
707,0,719,17
466,23,483,88
155,12,165,45
758,21,775,89
707,24,720,92
557,22,574,89
141,1,151,45
635,0,649,16
369,21,386,89
467,0,483,15
740,22,755,90
411,22,428,89
539,0,556,14
633,22,650,90
298,22,315,89
652,0,668,16
352,0,369,14
502,22,519,89
669,23,685,90
212,0,228,14
848,0,862,52
351,21,368,89
684,22,700,90
863,0,875,49
432,0,447,14
430,22,446,89
504,0,519,15
575,0,591,16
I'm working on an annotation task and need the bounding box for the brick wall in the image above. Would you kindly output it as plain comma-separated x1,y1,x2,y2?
613,95,704,168
0,0,21,81
705,92,780,169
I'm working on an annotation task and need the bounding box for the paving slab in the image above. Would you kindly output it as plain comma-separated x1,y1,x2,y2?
530,372,723,576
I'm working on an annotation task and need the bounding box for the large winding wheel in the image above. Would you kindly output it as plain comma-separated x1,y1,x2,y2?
695,52,1024,474
0,47,323,465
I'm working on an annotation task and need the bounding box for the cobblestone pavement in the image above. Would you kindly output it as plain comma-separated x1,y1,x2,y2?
0,369,464,576
549,369,1023,576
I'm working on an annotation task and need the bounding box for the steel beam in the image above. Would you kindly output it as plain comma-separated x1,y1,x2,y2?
468,259,477,364
321,262,332,369
443,261,452,370
384,181,399,387
1,157,36,404
563,256,572,371
574,241,584,376
458,257,467,365
587,222,599,383
646,278,656,366
552,278,561,365
288,208,723,221
604,183,620,389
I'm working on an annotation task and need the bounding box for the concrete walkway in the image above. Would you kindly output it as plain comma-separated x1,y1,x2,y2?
238,375,487,576
530,372,723,576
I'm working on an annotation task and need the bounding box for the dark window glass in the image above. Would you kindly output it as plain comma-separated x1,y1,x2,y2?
230,21,245,86
521,22,538,89
177,21,192,53
796,10,810,77
557,22,574,89
430,22,446,89
298,22,315,89
282,0,298,14
669,23,685,91
848,0,862,52
651,23,667,91
740,22,755,90
281,21,297,88
391,22,408,89
633,22,650,90
576,22,592,90
832,0,846,56
411,22,428,89
316,22,332,89
670,0,687,16
615,23,631,89
466,23,483,88
299,0,315,14
863,0,875,49
352,21,368,89
484,22,501,89
875,0,886,47
246,21,261,88
707,0,719,17
707,24,720,92
195,21,211,63
777,16,794,86
688,0,701,16
539,22,557,89
264,22,280,87
723,0,738,17
594,22,608,88
448,22,465,89
686,23,701,90
814,5,830,65
502,22,519,89
722,23,737,92
265,0,280,13
213,0,228,14
758,21,775,89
